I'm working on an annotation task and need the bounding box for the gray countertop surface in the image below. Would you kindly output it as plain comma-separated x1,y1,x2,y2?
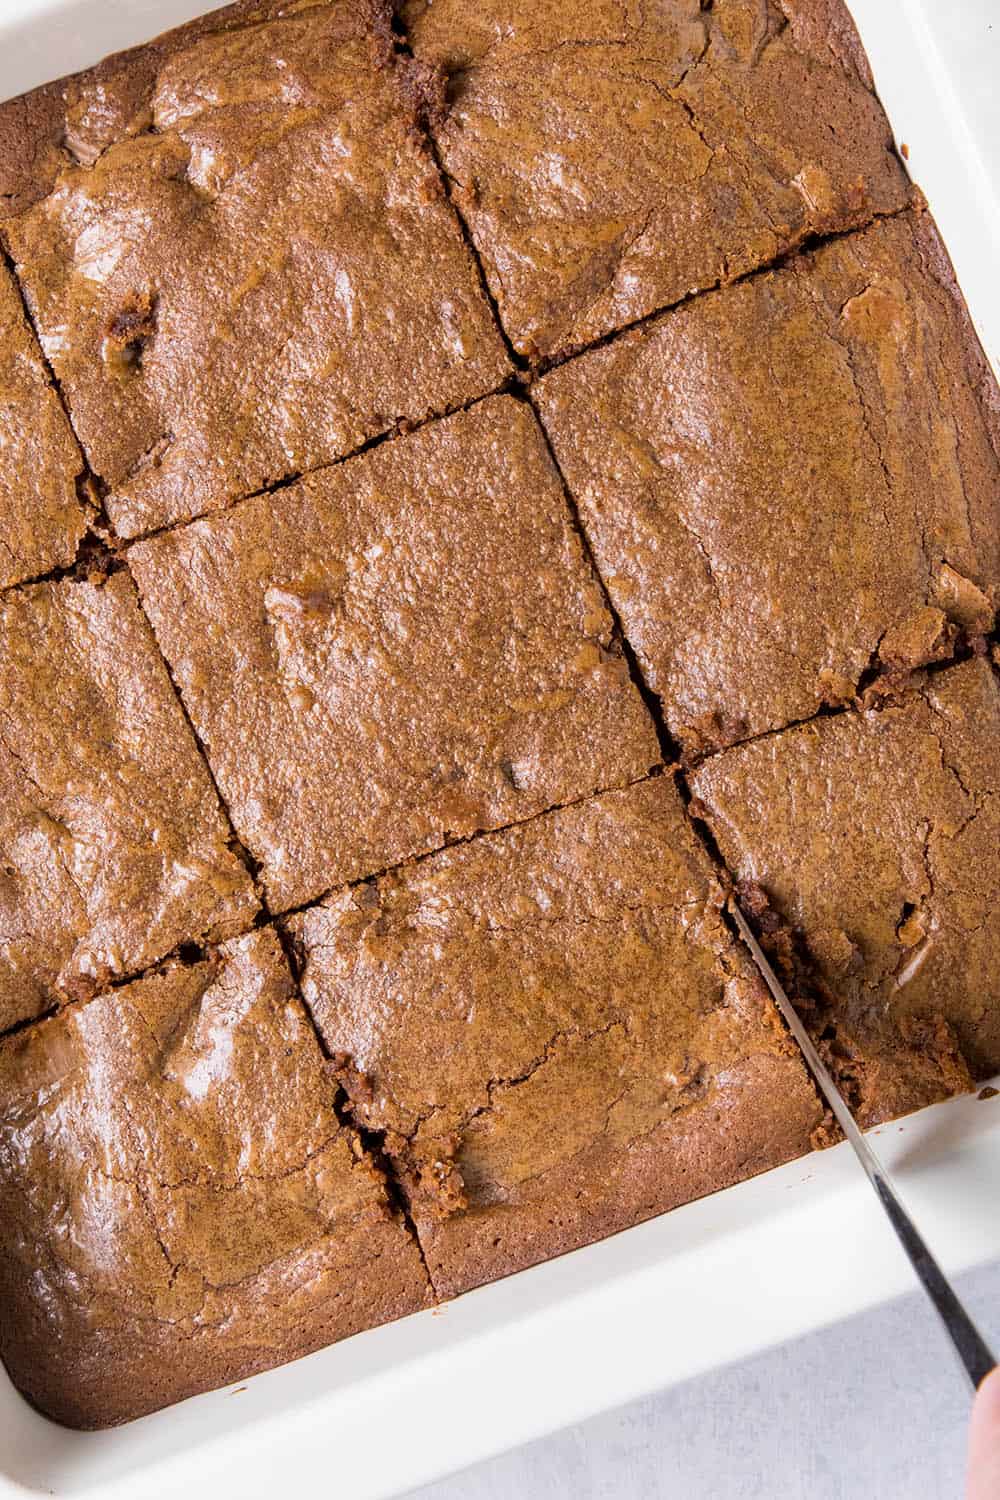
409,1259,999,1499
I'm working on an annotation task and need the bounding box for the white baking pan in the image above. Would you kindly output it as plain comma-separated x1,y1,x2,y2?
1,1,998,1495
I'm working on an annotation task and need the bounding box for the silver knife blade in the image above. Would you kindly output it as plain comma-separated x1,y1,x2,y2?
729,896,996,1392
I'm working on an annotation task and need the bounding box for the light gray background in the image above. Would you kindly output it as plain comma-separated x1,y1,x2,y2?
409,1260,999,1499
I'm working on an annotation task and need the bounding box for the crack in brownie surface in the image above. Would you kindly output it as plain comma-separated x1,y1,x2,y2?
402,0,910,360
291,778,822,1299
536,212,1000,754
0,571,257,1032
0,928,430,1427
0,0,509,538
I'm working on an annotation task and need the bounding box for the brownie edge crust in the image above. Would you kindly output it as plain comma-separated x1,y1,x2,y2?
0,930,430,1429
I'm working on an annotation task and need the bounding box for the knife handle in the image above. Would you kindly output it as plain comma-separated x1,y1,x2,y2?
873,1171,997,1391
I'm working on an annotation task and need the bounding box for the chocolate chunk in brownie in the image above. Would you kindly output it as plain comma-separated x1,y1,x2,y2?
402,0,910,359
0,571,257,1031
2,1,509,538
0,259,86,588
291,777,821,1299
537,212,1000,755
690,657,1000,1123
130,396,660,911
0,928,430,1427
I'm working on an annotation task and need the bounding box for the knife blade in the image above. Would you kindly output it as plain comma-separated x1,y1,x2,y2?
729,896,996,1392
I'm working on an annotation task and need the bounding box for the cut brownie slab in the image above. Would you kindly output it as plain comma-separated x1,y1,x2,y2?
1,1,509,538
291,777,821,1300
0,260,86,589
402,0,910,360
130,396,660,912
0,928,430,1428
537,212,1000,755
690,656,1000,1124
0,570,256,1032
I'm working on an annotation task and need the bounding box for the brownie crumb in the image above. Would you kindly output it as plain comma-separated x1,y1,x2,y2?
103,290,158,375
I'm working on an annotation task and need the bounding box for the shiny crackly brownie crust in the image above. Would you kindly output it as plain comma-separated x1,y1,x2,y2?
0,259,87,589
0,2,341,217
0,0,509,539
129,396,660,912
0,570,257,1032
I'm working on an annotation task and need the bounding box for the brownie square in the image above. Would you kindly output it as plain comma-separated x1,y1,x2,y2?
291,778,821,1299
402,0,910,360
690,657,1000,1123
0,928,430,1428
537,212,1000,754
2,1,509,539
0,260,86,589
0,570,257,1031
130,396,660,912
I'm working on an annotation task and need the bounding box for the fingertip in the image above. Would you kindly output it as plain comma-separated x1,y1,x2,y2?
976,1367,1000,1416
968,1366,1000,1500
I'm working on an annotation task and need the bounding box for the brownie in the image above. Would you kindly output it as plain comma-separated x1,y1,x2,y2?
0,259,86,589
402,0,911,359
129,396,660,912
0,570,257,1032
0,928,430,1428
689,657,1000,1124
1,1,509,538
291,777,822,1299
537,212,1000,755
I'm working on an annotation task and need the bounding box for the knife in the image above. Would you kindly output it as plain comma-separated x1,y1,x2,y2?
730,897,997,1392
